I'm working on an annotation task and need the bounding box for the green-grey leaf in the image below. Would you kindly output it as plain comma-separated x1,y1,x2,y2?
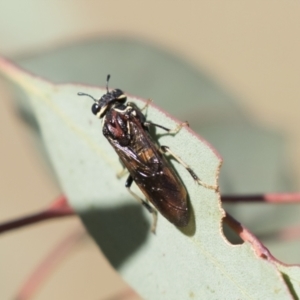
0,56,296,299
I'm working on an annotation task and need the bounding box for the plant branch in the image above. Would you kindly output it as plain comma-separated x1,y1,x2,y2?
223,211,300,270
0,195,74,234
223,211,275,260
221,193,300,203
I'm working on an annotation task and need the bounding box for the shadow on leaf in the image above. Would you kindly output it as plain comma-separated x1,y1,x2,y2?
80,202,150,269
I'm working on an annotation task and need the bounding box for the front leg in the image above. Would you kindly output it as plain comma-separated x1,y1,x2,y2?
143,121,189,135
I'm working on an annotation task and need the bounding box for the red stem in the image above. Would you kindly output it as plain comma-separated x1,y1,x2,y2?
223,211,300,268
0,195,74,234
221,193,300,203
223,212,273,259
2,192,299,235
15,229,84,300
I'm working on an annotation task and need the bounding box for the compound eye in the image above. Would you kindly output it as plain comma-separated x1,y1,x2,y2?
91,103,100,115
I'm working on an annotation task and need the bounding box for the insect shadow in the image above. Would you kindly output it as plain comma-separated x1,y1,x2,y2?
80,202,150,268
80,199,195,269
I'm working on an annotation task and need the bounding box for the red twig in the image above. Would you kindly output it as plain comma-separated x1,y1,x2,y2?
221,193,300,203
2,192,298,235
223,211,300,269
223,211,275,260
15,228,85,300
0,195,75,234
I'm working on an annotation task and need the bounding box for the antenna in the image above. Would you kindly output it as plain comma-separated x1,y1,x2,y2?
106,74,111,92
77,92,98,102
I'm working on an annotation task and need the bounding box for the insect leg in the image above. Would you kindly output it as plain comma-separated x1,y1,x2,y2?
127,99,153,113
116,167,128,179
144,121,189,135
160,146,219,191
140,99,152,112
116,159,128,179
125,175,158,233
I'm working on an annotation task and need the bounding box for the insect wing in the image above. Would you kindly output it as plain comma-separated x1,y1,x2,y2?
107,111,189,226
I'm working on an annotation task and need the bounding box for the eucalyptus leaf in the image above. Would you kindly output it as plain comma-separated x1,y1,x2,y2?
0,57,297,299
13,38,300,265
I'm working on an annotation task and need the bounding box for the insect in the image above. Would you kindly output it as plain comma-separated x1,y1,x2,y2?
78,75,217,232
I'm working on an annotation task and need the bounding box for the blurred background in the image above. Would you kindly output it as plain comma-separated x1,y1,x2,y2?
1,1,300,299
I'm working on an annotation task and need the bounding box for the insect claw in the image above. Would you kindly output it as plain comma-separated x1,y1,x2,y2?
167,121,188,134
140,99,153,112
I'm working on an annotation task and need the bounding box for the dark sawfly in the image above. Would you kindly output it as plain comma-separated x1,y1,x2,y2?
78,75,217,233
